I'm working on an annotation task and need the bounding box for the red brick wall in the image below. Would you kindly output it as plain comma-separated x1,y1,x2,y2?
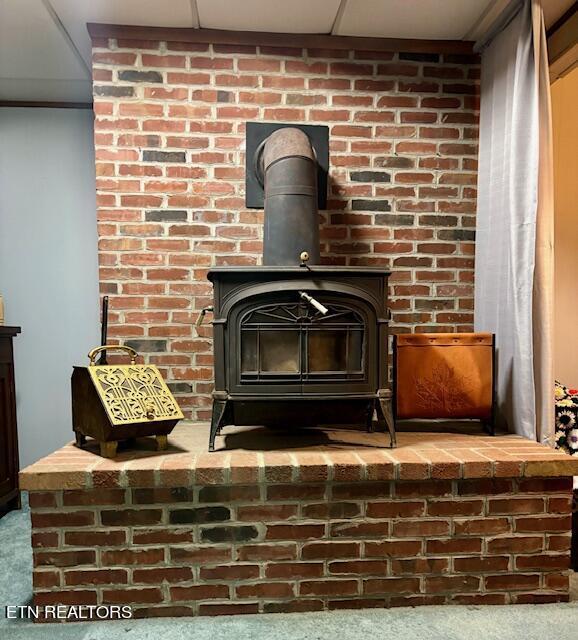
91,37,480,419
29,477,571,617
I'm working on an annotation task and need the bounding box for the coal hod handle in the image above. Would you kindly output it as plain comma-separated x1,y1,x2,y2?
88,345,139,366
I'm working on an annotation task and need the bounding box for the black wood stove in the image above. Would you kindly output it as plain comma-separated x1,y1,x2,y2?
203,126,395,451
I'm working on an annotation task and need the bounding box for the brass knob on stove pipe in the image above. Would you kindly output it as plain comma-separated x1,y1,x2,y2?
299,291,328,315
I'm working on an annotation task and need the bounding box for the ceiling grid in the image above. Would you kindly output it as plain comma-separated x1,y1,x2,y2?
0,0,574,102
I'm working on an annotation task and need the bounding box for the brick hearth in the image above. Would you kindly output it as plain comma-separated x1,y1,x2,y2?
20,425,578,617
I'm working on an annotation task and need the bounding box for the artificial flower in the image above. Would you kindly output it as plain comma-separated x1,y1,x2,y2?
555,384,568,400
554,430,567,448
556,399,575,408
567,428,578,451
556,410,576,430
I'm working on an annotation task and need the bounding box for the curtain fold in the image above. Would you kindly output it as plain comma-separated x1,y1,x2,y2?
531,0,555,445
474,0,554,442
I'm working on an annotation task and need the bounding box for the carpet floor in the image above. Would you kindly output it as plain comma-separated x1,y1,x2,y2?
1,495,577,640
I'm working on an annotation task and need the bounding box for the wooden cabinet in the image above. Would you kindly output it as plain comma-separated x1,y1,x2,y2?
0,326,21,516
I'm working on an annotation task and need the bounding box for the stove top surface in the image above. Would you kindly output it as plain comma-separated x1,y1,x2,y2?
208,265,391,280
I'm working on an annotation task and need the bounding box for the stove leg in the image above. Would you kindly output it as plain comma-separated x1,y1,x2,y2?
74,432,86,448
366,402,375,433
209,399,227,452
378,391,397,449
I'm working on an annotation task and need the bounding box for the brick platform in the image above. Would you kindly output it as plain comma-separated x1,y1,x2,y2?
20,424,578,618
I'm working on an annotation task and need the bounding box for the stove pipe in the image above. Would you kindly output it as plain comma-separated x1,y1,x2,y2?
260,127,320,266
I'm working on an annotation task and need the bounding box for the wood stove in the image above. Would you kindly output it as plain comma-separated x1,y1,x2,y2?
204,126,395,451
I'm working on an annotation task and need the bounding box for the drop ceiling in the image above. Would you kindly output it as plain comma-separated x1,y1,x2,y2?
0,0,575,103
334,0,494,40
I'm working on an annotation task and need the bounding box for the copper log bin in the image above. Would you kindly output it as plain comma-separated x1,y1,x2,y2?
71,345,183,458
393,333,496,432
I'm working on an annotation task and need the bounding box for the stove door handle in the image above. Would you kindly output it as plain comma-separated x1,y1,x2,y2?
299,291,328,315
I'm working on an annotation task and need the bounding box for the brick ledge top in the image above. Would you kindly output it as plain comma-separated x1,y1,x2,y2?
19,423,578,491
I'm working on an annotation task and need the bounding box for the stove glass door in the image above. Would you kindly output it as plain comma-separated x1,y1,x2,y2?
239,301,365,385
307,328,363,373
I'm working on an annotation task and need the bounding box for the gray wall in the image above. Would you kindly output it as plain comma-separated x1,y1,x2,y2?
0,107,100,467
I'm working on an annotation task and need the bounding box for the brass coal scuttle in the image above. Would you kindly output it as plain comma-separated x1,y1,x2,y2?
71,345,183,457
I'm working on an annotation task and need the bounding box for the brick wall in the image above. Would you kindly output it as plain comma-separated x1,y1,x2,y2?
91,37,480,419
30,477,571,617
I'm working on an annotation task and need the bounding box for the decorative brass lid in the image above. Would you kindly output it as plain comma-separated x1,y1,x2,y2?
88,364,184,426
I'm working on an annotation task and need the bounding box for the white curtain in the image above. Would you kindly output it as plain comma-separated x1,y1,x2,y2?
474,0,554,443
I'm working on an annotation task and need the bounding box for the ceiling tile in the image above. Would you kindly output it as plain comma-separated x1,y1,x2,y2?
0,0,88,81
51,0,197,67
197,0,342,33
335,0,493,40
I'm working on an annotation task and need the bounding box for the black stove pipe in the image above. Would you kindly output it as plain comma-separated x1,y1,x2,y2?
259,128,320,266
